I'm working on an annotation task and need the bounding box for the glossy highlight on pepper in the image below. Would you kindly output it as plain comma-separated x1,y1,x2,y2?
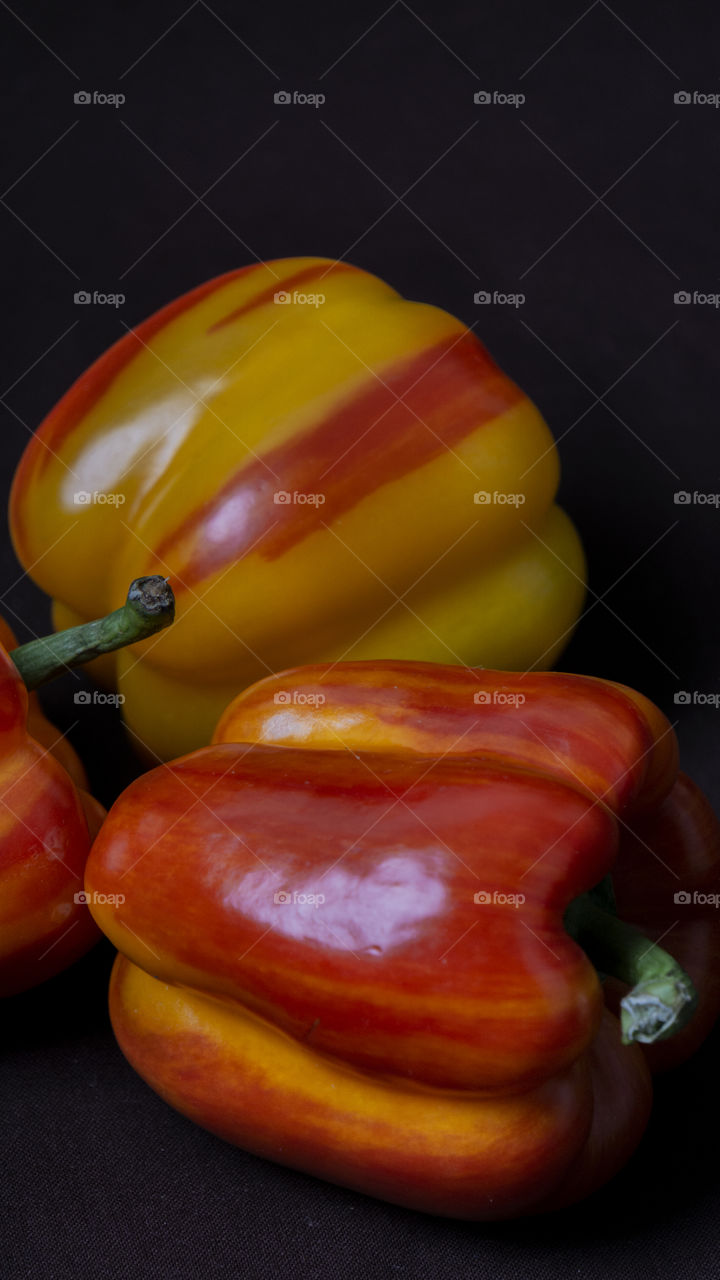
11,258,586,759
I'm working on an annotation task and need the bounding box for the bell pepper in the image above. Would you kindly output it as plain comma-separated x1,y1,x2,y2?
84,660,719,1218
10,258,585,761
0,577,175,996
0,615,90,793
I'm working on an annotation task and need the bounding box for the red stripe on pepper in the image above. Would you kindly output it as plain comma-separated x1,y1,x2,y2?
154,331,525,586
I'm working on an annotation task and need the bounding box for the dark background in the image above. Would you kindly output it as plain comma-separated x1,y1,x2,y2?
2,2,719,1277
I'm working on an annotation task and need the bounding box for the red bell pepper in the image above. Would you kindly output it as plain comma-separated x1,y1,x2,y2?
84,660,719,1218
0,577,175,996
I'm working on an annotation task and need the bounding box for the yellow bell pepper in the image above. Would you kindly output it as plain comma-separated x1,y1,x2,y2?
10,257,585,760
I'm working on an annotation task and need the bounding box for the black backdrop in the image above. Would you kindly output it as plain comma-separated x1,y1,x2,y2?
2,3,719,1277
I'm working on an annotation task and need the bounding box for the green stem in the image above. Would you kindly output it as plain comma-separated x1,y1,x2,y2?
564,892,698,1045
10,577,175,691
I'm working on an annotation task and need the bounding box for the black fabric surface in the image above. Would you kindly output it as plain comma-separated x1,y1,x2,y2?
1,3,719,1276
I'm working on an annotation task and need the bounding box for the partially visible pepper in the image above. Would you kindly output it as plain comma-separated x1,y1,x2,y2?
0,615,89,791
0,577,175,997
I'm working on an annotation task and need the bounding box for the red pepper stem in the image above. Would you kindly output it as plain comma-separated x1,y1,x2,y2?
9,577,175,692
564,892,698,1045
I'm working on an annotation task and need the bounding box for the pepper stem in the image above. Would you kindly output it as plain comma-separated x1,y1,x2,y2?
564,892,698,1045
9,577,175,691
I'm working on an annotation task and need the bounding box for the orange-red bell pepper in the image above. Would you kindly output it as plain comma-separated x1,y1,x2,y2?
0,615,89,793
0,577,174,996
85,660,719,1218
0,626,103,998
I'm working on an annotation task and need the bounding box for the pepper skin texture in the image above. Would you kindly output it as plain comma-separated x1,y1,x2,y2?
83,661,718,1218
0,626,104,997
10,258,585,761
